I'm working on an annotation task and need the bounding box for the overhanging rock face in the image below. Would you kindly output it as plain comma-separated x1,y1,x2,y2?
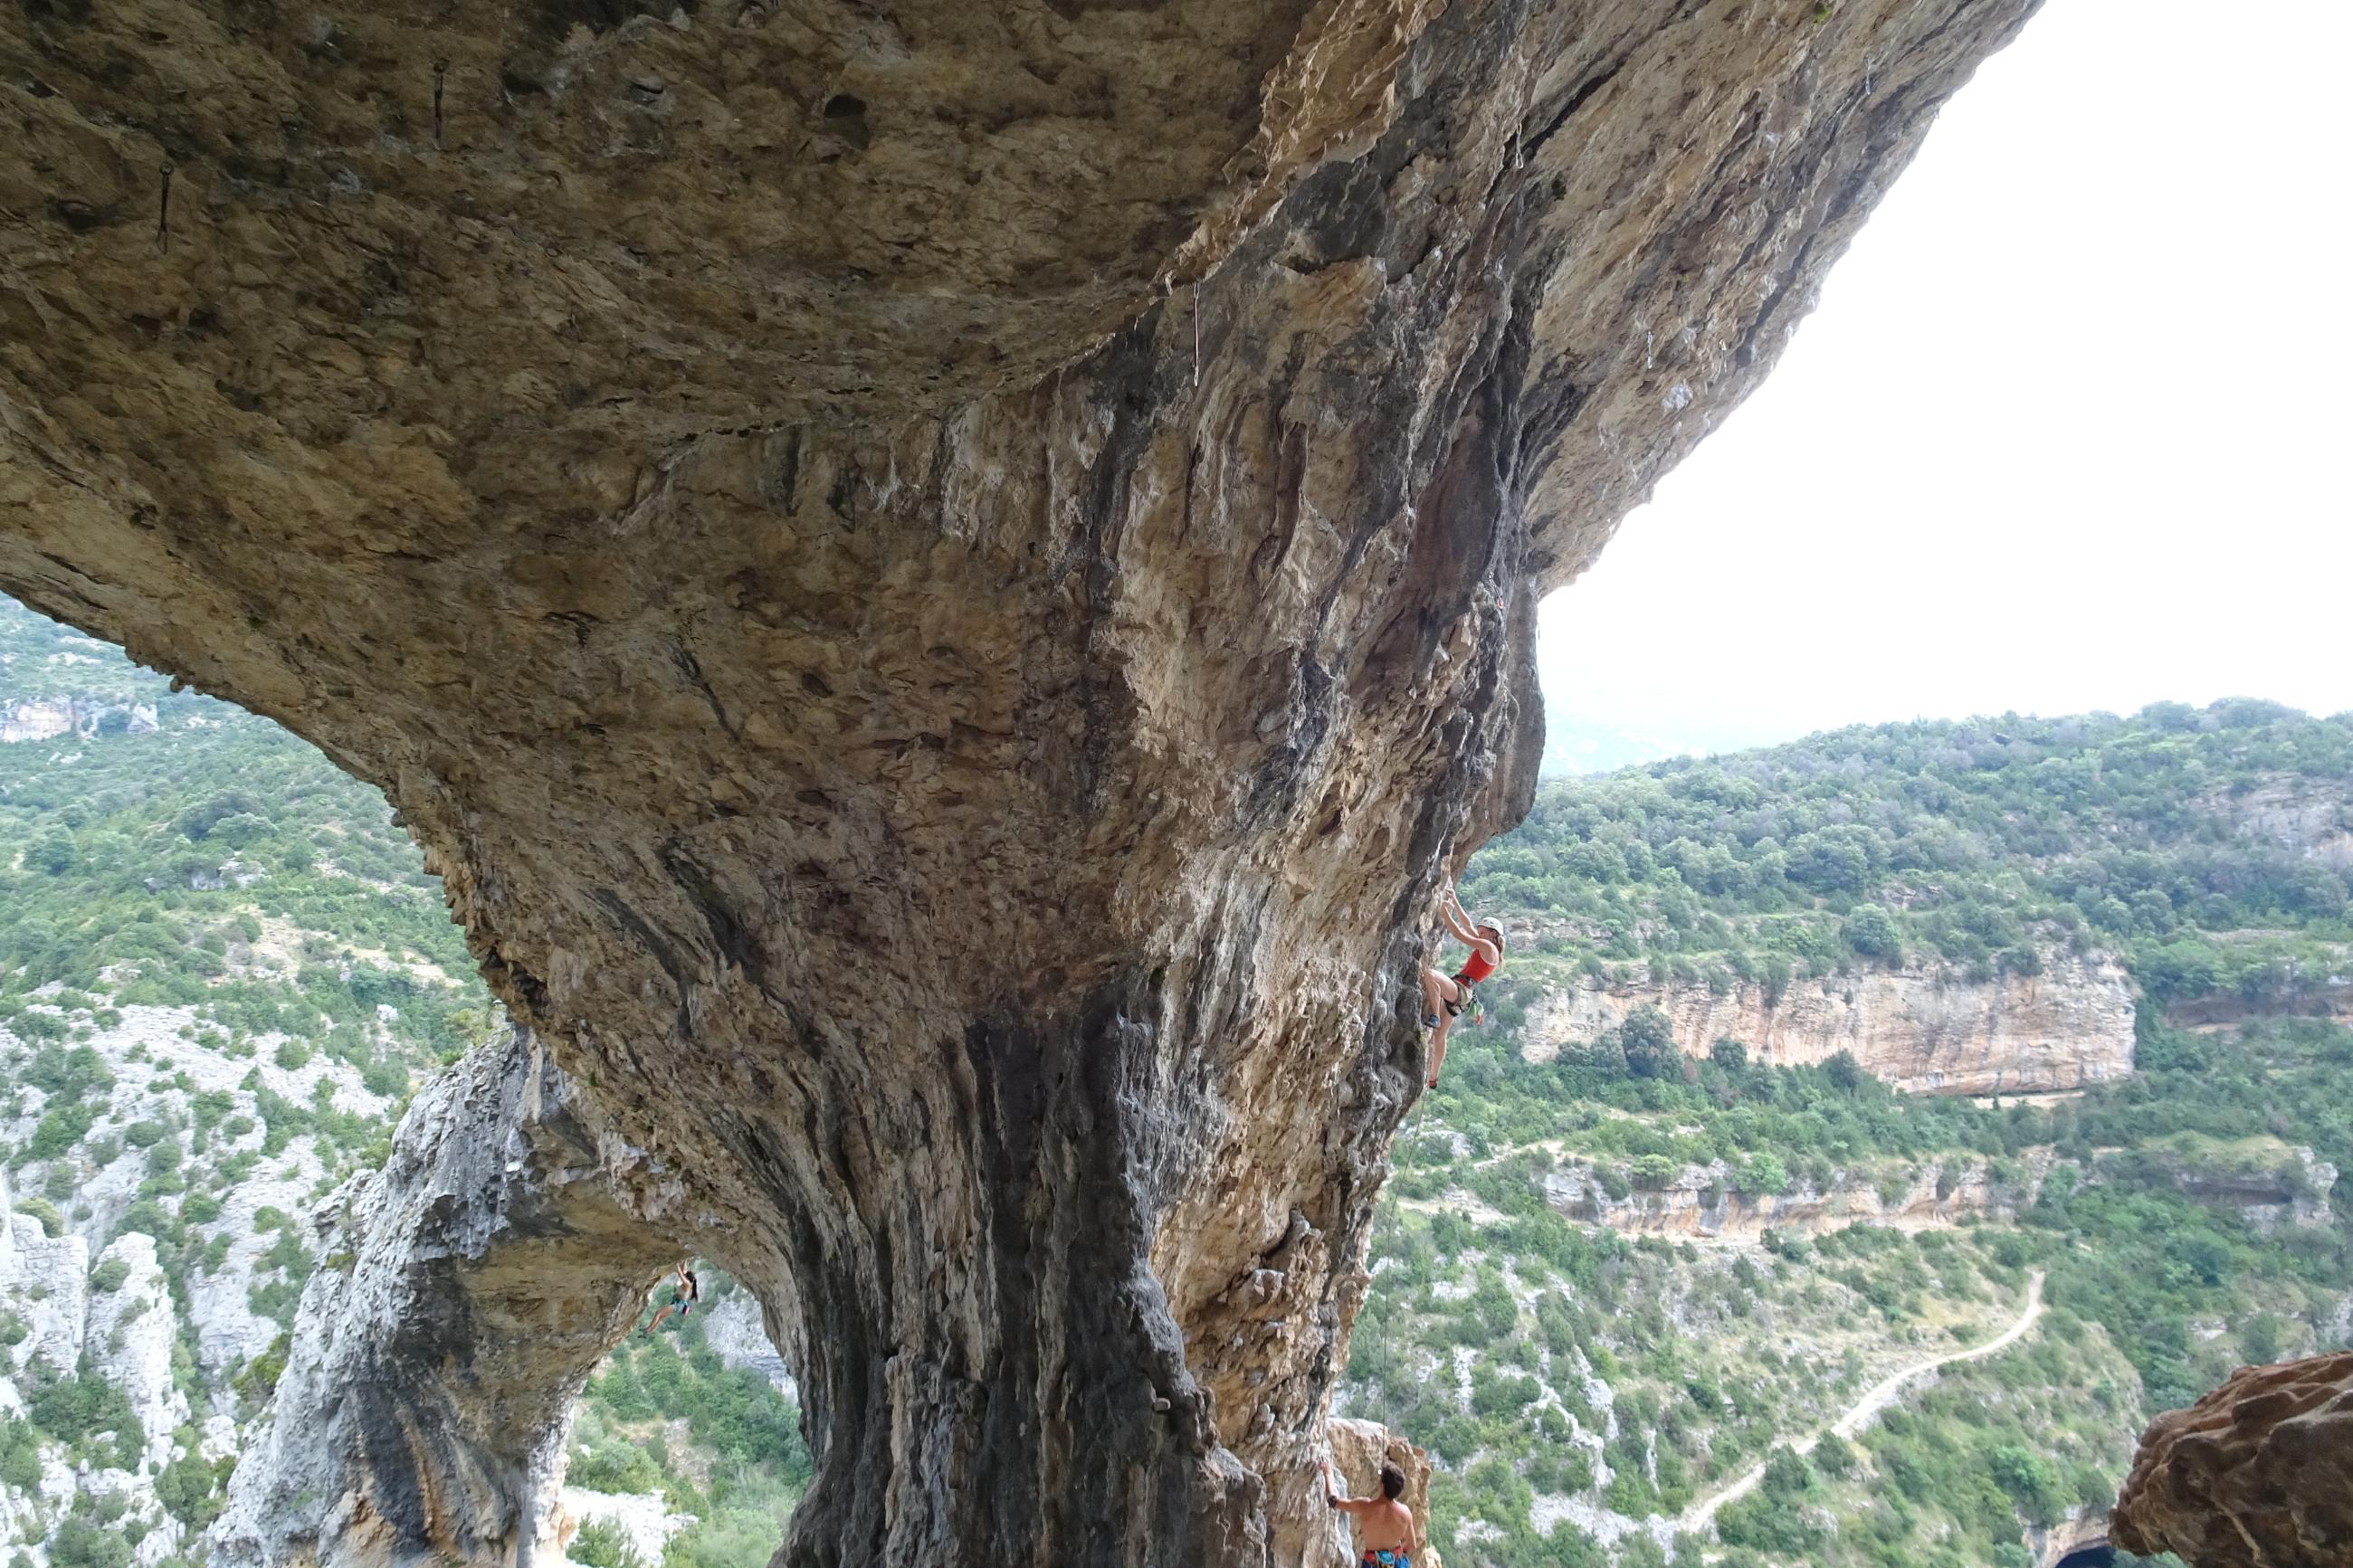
0,3,2037,1563
2114,1352,2353,1568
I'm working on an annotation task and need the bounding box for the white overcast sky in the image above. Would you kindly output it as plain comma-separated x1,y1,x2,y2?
1536,0,2353,762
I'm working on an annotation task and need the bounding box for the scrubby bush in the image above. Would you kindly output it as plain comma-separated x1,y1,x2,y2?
569,1520,644,1568
569,1440,664,1494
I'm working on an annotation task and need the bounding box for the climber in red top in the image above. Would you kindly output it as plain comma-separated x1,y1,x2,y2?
1418,886,1503,1089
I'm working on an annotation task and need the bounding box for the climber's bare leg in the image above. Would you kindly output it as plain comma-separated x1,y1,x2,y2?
1427,1011,1454,1088
644,1304,675,1335
1421,970,1460,1088
1419,966,1451,1026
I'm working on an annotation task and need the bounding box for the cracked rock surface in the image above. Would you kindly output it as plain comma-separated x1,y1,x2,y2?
211,1029,678,1568
0,2,2036,1563
2113,1351,2353,1568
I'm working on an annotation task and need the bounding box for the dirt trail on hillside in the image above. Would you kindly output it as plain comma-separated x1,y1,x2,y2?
1676,1270,2046,1537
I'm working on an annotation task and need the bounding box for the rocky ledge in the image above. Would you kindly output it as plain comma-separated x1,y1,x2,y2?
2113,1350,2353,1567
1522,953,2136,1097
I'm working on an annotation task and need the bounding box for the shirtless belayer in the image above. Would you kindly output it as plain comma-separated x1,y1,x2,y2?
1322,1456,1421,1567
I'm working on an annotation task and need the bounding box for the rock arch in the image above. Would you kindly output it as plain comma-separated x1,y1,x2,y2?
209,1030,684,1567
0,2,2038,1563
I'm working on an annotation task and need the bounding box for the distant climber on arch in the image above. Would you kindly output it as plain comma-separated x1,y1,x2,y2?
1321,1455,1422,1566
643,1262,700,1335
1418,886,1503,1089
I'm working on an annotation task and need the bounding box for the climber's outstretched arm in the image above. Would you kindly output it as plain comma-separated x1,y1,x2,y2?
1320,1459,1374,1513
1437,889,1481,946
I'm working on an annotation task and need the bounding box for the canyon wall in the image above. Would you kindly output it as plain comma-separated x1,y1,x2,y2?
1521,955,2137,1096
0,2,2043,1563
1540,1144,2336,1243
0,696,157,743
2214,779,2353,873
1543,1152,2048,1241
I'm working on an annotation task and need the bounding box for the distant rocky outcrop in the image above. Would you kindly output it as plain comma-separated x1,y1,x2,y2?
1539,1141,2337,1243
1543,1152,2048,1240
699,1288,796,1402
0,697,157,744
0,993,435,1562
557,1487,697,1568
2099,1142,2339,1233
1522,955,2137,1097
2213,779,2353,872
2167,984,2353,1032
2114,1350,2353,1567
2024,1508,2110,1568
0,1174,195,1565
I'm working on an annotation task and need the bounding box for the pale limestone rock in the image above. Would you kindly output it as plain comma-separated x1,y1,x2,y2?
183,1143,336,1381
83,1233,190,1473
1542,1151,2053,1241
2024,1507,2110,1568
0,1003,383,1378
0,698,74,744
211,1031,677,1568
3,1213,89,1378
0,1174,194,1565
1522,953,2137,1096
695,1288,795,1401
557,1487,696,1568
1321,1418,1437,1568
0,696,156,743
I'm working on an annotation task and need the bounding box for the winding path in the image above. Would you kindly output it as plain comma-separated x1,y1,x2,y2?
1675,1270,2047,1537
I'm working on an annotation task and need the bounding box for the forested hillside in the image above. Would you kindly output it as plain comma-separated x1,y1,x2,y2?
1346,704,2353,1568
0,599,802,1568
5,583,2348,1568
1475,704,2353,1012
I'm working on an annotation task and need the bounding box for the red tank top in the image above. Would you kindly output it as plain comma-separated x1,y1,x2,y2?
1455,944,1498,985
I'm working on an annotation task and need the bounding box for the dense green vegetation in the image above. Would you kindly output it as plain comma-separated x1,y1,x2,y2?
0,599,807,1567
1350,703,2353,1567
0,601,495,1083
1408,1007,2353,1407
7,602,2346,1568
570,1280,814,1568
1466,702,2353,1007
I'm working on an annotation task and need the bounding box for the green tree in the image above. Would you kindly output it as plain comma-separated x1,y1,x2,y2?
1843,903,1901,960
27,828,77,876
1989,1444,2064,1525
1824,1050,1863,1093
1620,1005,1680,1079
